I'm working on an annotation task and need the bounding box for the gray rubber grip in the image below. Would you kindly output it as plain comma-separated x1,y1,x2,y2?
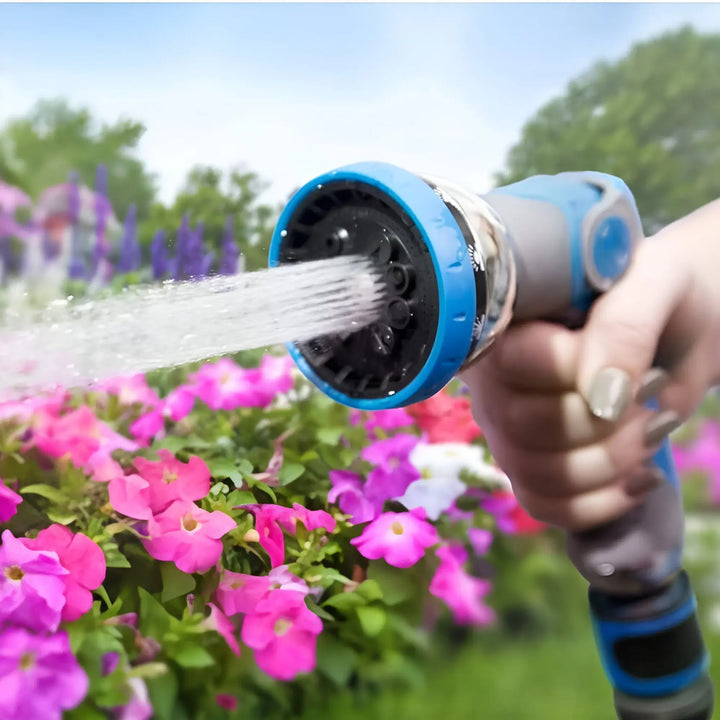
566,474,684,596
614,675,714,720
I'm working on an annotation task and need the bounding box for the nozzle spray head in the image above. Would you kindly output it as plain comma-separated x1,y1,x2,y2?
268,162,516,410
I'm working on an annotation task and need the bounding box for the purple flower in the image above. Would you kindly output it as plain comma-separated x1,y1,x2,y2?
112,678,153,720
0,530,68,633
181,221,213,279
101,651,120,676
0,627,88,720
0,478,22,522
218,215,239,275
361,434,421,508
117,205,142,273
150,229,168,279
674,421,720,502
328,470,379,524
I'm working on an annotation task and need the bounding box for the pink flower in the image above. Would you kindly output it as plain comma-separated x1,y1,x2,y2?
112,450,211,519
480,491,546,535
85,453,125,483
205,603,241,656
350,508,438,568
328,470,378,524
216,694,238,711
129,409,164,444
0,627,88,720
94,374,160,408
164,386,195,421
241,589,323,680
143,500,236,574
674,421,720,501
21,525,106,622
361,434,421,509
216,571,272,616
259,354,294,395
245,503,336,567
31,405,138,470
364,408,415,433
0,389,66,424
468,527,493,556
0,530,68,633
429,545,495,626
113,677,153,720
0,478,22,522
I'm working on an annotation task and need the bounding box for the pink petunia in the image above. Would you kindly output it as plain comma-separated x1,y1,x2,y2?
673,421,720,502
244,503,336,567
0,478,22,522
94,374,160,408
429,544,495,627
364,408,415,434
163,386,196,422
85,453,125,483
22,524,106,622
350,508,438,568
216,571,272,616
205,602,241,656
143,500,236,574
468,527,493,556
328,470,379,524
31,405,138,470
0,627,88,720
129,409,165,444
107,449,212,519
215,694,238,711
113,677,153,720
361,434,421,509
0,530,68,633
241,589,323,680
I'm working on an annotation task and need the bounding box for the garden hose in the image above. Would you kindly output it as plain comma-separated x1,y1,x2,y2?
268,161,714,720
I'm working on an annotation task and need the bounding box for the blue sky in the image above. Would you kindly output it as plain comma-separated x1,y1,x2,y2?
1,3,720,205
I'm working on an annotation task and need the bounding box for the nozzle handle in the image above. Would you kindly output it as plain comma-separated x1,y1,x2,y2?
484,173,713,720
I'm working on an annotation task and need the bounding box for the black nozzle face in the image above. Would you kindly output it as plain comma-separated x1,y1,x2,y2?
276,180,440,400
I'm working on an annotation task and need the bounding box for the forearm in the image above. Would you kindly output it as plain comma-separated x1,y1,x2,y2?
651,199,720,385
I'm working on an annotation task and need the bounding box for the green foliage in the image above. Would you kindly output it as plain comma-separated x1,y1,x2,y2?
0,98,157,220
495,26,720,232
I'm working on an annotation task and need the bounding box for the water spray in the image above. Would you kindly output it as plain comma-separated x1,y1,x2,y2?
268,162,714,720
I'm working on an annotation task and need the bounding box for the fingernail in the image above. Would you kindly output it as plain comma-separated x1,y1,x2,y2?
644,410,682,447
587,368,632,422
636,368,671,404
625,469,664,497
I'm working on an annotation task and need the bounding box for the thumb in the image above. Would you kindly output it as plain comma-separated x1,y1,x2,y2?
577,243,693,422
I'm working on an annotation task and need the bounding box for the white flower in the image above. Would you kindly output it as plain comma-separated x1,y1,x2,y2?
396,443,510,521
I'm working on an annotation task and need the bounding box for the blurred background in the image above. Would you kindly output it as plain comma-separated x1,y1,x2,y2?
1,3,720,718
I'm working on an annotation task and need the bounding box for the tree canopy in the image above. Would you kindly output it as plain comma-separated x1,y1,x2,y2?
494,26,720,232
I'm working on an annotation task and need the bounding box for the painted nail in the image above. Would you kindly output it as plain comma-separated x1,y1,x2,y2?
587,367,632,422
625,468,665,497
636,368,671,404
644,410,682,448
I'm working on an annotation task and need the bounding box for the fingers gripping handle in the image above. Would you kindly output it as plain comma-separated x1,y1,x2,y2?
485,173,713,719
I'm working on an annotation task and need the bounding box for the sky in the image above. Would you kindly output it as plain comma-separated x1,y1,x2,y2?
1,2,720,206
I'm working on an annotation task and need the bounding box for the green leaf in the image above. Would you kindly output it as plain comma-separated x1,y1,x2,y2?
226,489,256,506
237,458,254,475
46,510,78,525
279,461,304,486
166,642,215,668
367,562,416,605
103,543,132,569
322,591,367,612
138,587,172,637
20,483,68,503
357,605,387,637
147,669,179,720
160,562,196,603
356,579,384,603
316,633,358,685
317,427,344,445
207,457,244,487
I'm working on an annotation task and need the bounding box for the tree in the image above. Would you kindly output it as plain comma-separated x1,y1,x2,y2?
494,26,720,232
0,98,157,220
139,166,279,272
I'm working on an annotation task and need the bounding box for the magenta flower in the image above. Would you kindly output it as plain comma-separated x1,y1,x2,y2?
126,450,211,517
216,694,238,711
129,409,164,444
468,527,493,556
216,571,272,616
361,434,421,508
259,354,294,396
85,453,124,483
204,603,241,656
350,508,438,568
31,405,138,470
674,421,720,502
22,525,106,622
143,500,236,574
101,651,120,676
113,677,153,720
94,375,160,408
0,627,88,720
163,386,195,421
108,473,152,520
245,503,336,567
0,478,22,522
328,470,379,524
429,545,495,627
364,408,415,433
0,530,67,633
241,589,323,680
